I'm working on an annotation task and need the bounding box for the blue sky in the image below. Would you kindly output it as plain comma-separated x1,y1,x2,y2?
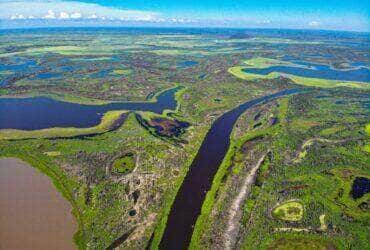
0,0,369,31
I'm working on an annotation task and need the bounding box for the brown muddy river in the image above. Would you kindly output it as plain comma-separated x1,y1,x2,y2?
0,157,77,250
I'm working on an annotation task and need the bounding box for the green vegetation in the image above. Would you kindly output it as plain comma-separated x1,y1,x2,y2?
111,153,135,174
268,236,337,250
272,200,304,221
191,90,369,249
1,29,369,250
365,124,370,153
112,69,132,75
44,151,62,156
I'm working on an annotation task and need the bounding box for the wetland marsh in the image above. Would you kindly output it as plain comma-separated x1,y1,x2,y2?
0,27,369,250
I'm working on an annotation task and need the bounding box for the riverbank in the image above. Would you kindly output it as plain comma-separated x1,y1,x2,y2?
159,89,300,249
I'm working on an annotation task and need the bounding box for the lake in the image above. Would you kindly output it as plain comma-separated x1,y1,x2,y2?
0,87,179,130
0,158,77,250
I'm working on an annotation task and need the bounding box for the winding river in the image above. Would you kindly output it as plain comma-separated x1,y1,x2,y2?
159,88,300,249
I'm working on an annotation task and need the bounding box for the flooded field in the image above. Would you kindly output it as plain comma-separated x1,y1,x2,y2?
0,158,77,250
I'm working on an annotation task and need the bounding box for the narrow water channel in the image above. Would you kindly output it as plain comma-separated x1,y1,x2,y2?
0,158,77,250
159,88,300,249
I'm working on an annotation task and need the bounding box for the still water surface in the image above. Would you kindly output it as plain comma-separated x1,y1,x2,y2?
242,62,370,82
0,87,179,130
0,158,77,250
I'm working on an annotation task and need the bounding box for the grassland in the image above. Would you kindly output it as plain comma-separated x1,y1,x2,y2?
272,200,304,221
111,153,136,174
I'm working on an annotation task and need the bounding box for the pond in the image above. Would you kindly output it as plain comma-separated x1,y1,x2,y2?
351,177,370,199
177,60,199,68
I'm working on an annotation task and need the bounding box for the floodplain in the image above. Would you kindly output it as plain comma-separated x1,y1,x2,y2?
0,28,369,249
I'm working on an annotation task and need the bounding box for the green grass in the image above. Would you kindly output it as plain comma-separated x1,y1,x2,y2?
111,154,135,174
43,151,62,156
320,125,346,136
243,57,304,69
272,200,304,222
112,69,132,75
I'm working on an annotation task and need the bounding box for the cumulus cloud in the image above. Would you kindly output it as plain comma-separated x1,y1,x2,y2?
0,0,161,21
43,9,56,19
59,11,70,19
10,14,25,20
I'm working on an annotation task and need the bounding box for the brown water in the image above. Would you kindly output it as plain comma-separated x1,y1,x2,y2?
0,158,77,250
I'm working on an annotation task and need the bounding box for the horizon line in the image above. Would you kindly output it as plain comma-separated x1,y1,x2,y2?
0,25,369,34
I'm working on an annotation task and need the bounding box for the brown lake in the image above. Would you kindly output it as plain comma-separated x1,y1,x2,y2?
0,157,77,250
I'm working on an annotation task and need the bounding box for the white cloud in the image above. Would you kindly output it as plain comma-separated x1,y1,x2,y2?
308,21,320,27
59,11,70,19
87,13,98,19
43,9,56,19
10,13,25,19
0,0,161,21
70,12,82,19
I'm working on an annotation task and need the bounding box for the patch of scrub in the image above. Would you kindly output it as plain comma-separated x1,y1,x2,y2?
268,237,336,250
272,200,304,221
293,138,338,163
320,125,345,136
111,153,136,175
